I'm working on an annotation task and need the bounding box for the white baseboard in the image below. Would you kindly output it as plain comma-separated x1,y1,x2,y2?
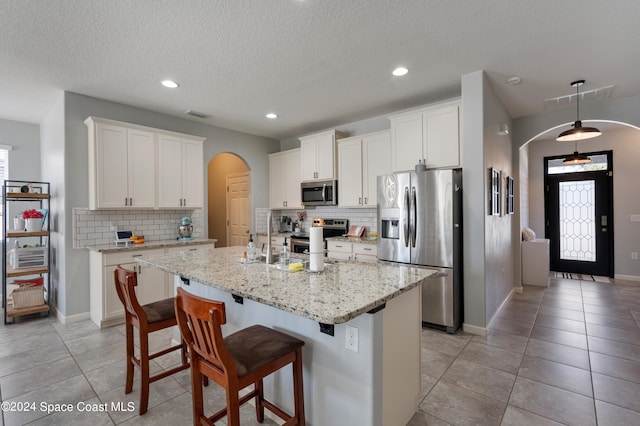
462,323,487,336
514,286,524,294
614,274,640,282
56,310,90,325
485,287,518,331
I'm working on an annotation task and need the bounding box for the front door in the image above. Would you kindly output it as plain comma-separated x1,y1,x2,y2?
544,151,613,277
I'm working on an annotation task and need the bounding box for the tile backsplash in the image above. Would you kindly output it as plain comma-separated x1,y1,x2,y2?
72,208,204,248
255,206,377,235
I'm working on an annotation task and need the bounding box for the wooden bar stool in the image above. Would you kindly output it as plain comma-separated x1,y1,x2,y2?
114,265,190,415
174,287,305,426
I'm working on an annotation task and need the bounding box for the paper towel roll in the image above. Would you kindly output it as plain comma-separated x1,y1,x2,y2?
310,252,325,272
309,226,324,254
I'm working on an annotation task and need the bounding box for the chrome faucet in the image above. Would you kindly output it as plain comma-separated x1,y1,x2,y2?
266,210,273,264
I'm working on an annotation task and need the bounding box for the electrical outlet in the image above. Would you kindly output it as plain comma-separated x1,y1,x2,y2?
345,325,358,353
632,252,638,260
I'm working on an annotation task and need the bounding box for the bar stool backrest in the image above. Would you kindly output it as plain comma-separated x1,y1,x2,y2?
114,267,146,325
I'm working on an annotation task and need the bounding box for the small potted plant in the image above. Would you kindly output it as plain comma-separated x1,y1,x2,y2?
22,209,44,232
295,211,307,233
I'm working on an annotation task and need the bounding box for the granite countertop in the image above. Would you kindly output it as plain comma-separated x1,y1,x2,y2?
326,236,378,244
137,246,434,324
85,238,217,253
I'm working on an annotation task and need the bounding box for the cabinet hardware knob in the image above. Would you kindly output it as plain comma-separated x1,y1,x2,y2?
125,198,128,206
364,197,368,205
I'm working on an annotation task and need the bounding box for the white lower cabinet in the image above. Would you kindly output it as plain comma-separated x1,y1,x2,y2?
89,243,215,328
257,235,286,257
327,240,378,262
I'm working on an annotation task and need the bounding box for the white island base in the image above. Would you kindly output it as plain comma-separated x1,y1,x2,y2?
176,277,421,426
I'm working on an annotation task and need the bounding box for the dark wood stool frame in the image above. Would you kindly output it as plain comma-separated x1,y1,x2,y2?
114,265,190,415
174,287,305,426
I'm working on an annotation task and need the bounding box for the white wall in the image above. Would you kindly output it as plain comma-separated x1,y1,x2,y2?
526,127,640,278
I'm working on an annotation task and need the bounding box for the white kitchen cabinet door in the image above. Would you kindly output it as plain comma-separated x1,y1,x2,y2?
269,152,288,208
136,263,169,306
338,138,363,207
362,131,391,207
102,263,131,321
353,243,377,262
94,123,129,208
181,139,204,208
269,149,301,209
157,134,183,208
424,105,459,169
157,135,204,208
390,113,423,173
300,130,345,181
127,128,156,208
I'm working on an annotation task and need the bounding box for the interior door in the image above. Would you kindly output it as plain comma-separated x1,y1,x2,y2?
227,173,250,247
546,166,613,277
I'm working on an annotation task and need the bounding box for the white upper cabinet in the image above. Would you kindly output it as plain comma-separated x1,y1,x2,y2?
338,130,391,207
269,148,302,209
86,117,204,210
300,130,347,181
86,118,156,209
389,100,460,172
157,135,204,208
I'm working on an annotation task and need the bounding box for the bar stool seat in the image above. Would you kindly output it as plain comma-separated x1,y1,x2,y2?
174,287,305,426
114,266,190,415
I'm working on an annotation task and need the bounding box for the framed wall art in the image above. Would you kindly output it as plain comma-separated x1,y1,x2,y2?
488,167,501,215
506,175,515,214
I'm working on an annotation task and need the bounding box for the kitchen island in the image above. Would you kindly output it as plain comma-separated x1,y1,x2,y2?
138,246,435,426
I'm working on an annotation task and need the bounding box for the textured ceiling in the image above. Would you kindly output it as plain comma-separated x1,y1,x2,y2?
1,0,639,140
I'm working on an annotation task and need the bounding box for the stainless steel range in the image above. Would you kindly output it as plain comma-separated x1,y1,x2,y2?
290,218,349,254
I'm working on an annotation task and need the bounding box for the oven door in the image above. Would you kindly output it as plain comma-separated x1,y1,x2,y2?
291,238,310,254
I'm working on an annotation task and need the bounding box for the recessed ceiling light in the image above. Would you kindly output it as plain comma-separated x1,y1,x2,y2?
266,113,278,119
392,67,408,77
506,76,521,86
161,80,179,88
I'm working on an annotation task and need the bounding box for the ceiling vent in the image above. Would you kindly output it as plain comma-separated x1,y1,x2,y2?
185,109,209,119
544,85,614,111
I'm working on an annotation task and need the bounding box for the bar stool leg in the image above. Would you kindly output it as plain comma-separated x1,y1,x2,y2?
255,379,265,422
124,322,135,394
190,361,204,426
293,348,305,425
226,386,241,426
139,330,150,415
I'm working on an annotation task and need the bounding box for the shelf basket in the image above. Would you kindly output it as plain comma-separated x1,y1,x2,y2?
11,284,45,308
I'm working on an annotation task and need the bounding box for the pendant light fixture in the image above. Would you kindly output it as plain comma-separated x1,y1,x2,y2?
556,80,602,142
562,140,592,165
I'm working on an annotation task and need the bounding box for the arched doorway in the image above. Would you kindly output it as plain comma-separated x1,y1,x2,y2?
207,153,250,248
518,121,640,279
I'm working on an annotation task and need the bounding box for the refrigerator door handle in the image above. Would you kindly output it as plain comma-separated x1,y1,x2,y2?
411,186,417,248
403,186,410,247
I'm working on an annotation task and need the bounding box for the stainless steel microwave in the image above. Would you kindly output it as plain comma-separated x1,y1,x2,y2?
301,179,338,206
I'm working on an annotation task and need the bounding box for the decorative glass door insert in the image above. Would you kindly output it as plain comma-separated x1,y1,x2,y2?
558,180,595,262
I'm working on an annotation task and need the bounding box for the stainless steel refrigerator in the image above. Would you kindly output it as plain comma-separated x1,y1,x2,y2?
377,169,463,333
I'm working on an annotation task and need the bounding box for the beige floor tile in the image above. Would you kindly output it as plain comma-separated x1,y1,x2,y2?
583,304,633,319
118,392,194,425
534,314,586,334
419,381,506,426
529,325,588,350
407,410,452,425
490,318,533,337
509,377,595,426
584,312,639,331
0,356,81,399
542,293,583,304
590,351,640,384
500,405,564,425
537,305,585,322
0,339,69,378
525,338,590,370
458,342,523,374
588,335,640,363
592,372,640,412
441,359,516,402
421,327,472,357
421,348,456,379
540,298,584,312
595,399,640,425
586,322,640,345
471,330,529,354
498,307,537,325
27,397,114,426
518,355,592,397
501,300,539,314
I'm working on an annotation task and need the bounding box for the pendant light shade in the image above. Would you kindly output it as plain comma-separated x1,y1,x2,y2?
556,80,602,142
562,140,592,165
